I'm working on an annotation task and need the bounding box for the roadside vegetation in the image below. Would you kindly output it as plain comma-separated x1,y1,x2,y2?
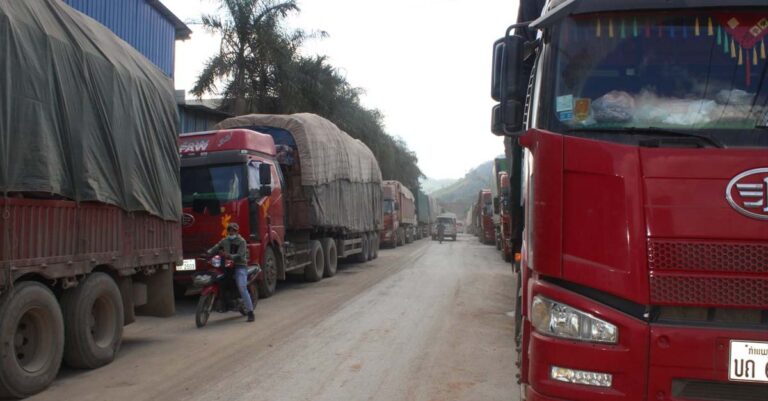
191,0,423,191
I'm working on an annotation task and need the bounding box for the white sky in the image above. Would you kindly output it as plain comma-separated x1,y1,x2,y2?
163,0,519,179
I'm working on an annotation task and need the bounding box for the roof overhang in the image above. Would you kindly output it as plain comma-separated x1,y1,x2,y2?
146,0,192,40
531,0,768,29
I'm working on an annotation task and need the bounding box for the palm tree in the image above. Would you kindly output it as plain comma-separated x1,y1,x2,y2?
191,0,302,115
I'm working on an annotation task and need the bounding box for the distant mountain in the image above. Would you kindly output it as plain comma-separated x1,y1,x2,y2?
432,160,494,217
419,177,458,194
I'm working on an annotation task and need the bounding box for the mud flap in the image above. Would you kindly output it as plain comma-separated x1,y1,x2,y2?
134,265,175,317
115,275,136,325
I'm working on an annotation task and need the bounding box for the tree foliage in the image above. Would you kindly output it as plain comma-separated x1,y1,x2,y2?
193,0,423,191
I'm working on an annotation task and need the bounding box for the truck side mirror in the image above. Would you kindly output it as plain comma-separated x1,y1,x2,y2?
493,198,500,214
259,163,271,186
394,202,400,211
491,35,527,136
492,102,524,135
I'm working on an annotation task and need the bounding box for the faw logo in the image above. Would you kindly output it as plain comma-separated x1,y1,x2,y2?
726,168,768,221
182,213,195,227
179,139,209,154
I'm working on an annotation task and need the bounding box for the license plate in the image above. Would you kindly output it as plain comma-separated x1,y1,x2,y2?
729,340,768,383
177,259,197,271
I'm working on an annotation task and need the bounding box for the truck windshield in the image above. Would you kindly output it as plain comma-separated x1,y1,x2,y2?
383,199,395,214
549,10,768,146
181,164,247,207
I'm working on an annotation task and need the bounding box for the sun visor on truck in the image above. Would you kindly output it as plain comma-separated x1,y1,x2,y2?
0,0,181,221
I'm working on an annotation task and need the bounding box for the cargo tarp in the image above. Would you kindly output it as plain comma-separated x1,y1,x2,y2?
0,0,180,221
216,113,383,232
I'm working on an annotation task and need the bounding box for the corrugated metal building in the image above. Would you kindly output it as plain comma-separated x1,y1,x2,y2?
62,0,191,77
62,0,226,133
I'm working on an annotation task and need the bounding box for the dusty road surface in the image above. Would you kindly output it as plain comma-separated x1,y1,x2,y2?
30,235,518,401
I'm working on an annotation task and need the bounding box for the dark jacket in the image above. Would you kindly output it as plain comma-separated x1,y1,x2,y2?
207,235,249,266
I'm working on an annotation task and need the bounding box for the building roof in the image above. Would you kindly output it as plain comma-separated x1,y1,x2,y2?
147,0,192,40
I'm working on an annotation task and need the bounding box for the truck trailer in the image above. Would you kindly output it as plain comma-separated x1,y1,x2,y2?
491,0,768,400
176,114,382,298
416,190,440,240
0,1,181,397
380,180,416,247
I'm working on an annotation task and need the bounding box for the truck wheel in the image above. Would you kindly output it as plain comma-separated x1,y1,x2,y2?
61,273,124,369
322,238,338,277
397,228,405,246
258,247,278,298
0,282,64,399
354,234,369,263
304,240,325,282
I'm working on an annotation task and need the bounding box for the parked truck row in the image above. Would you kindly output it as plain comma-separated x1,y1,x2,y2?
491,1,768,400
0,1,436,398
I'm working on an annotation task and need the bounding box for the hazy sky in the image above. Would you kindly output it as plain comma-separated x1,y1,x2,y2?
163,0,519,179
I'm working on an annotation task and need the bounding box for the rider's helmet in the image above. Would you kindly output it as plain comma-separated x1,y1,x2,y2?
227,222,239,232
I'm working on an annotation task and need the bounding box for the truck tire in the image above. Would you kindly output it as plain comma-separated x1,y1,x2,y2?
397,228,405,246
0,282,64,399
61,272,124,369
322,238,338,278
258,246,278,298
304,240,325,282
354,234,369,263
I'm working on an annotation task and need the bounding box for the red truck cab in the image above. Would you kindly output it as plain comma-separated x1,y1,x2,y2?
491,1,768,400
176,129,283,296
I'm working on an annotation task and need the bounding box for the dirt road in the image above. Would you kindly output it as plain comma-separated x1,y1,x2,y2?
31,235,518,401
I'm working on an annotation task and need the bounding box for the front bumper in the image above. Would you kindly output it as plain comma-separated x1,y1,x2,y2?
526,279,768,401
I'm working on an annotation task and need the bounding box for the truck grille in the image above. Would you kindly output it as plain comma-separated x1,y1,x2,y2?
671,379,768,401
649,241,767,273
648,240,768,308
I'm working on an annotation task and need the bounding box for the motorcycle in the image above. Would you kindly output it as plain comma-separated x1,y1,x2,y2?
192,254,262,328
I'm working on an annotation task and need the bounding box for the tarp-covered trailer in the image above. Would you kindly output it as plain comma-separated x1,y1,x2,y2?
213,114,382,285
0,0,181,397
416,191,439,239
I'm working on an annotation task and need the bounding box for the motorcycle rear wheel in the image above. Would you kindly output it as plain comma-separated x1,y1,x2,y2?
195,294,215,328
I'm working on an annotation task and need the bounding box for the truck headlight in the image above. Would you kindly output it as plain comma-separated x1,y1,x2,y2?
530,295,617,344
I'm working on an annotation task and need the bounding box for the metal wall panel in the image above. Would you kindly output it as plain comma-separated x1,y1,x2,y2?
62,0,176,76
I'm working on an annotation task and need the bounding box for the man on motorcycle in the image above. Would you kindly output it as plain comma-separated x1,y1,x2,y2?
204,223,255,322
437,222,445,244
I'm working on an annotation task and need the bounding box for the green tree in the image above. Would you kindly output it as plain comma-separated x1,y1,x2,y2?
191,0,303,115
193,0,424,191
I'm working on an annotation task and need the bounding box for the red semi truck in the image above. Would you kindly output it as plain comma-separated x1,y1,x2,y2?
0,2,180,397
176,114,382,298
477,189,495,245
492,0,768,400
380,180,417,247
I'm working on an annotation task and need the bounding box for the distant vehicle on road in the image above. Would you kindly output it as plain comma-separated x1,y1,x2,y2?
432,213,458,241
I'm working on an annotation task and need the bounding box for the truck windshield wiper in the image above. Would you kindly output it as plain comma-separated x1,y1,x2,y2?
566,127,724,148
